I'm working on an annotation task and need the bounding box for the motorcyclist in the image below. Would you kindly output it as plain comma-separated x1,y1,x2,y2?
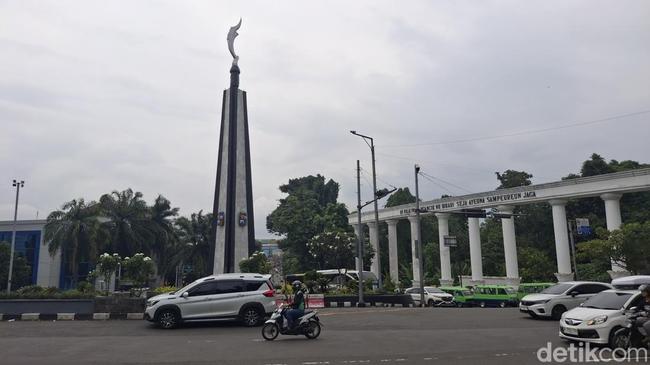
285,280,305,330
637,284,650,337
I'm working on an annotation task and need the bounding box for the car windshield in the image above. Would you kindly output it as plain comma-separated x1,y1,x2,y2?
175,279,201,295
582,292,633,310
504,288,516,294
426,287,444,293
541,283,573,295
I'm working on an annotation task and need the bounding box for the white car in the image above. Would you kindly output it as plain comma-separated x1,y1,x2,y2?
144,273,276,329
406,286,455,307
519,281,613,320
559,289,645,347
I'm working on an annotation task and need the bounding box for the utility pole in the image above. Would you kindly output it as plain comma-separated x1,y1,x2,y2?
414,165,425,307
7,179,24,294
356,160,365,307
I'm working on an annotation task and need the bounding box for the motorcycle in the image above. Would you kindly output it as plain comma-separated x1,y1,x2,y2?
612,306,649,349
261,303,322,341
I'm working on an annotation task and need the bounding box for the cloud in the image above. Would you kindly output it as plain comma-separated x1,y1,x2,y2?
0,0,649,238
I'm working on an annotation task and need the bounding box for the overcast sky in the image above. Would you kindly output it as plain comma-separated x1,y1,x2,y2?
1,1,649,238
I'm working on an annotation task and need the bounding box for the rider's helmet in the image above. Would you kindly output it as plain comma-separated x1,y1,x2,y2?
292,280,302,292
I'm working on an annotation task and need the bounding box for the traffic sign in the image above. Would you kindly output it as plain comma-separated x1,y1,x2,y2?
576,218,592,235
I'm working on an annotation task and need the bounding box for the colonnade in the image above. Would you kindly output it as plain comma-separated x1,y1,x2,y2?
353,193,626,286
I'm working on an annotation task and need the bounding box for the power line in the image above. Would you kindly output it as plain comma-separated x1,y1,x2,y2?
418,173,455,196
380,109,650,148
419,171,473,194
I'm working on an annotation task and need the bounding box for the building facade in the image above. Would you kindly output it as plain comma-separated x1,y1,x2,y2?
0,219,61,289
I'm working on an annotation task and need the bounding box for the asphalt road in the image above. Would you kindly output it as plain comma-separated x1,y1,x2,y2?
0,308,566,365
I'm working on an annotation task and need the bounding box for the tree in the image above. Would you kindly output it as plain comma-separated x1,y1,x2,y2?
0,241,32,291
96,253,121,293
495,170,533,189
266,175,350,271
239,251,272,274
123,253,154,290
148,195,180,283
306,231,356,270
609,222,650,274
174,211,213,281
44,199,101,286
99,189,154,258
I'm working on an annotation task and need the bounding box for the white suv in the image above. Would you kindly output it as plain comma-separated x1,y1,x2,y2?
145,273,276,329
519,281,613,320
559,289,645,347
406,286,455,307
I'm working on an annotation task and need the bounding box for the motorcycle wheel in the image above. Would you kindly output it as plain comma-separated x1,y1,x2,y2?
304,320,321,340
262,323,279,341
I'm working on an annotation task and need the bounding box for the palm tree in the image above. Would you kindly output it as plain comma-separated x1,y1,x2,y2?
148,195,179,283
99,189,154,257
174,211,213,281
44,199,101,286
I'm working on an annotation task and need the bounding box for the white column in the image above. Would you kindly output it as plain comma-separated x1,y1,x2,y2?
468,217,483,283
386,219,399,286
601,193,627,274
498,205,519,281
435,213,453,285
601,193,623,231
366,221,380,280
407,216,421,287
550,199,573,282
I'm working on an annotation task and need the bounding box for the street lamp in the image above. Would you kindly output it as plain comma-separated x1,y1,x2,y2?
354,160,395,307
350,130,383,289
7,179,24,294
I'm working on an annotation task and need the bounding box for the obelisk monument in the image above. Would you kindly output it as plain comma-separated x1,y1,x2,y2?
211,19,255,274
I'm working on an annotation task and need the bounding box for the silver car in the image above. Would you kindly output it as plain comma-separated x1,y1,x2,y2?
519,281,613,320
145,273,276,329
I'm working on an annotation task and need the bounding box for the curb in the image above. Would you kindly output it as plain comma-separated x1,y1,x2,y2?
0,312,146,321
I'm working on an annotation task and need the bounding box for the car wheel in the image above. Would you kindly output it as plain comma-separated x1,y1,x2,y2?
262,323,279,341
456,302,464,308
609,327,628,349
479,302,486,308
241,306,264,327
499,301,506,308
551,305,566,320
427,299,435,307
156,309,180,329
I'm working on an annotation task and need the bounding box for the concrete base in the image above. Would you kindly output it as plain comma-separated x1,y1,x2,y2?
555,272,575,282
607,270,631,280
504,277,522,288
468,280,485,287
439,279,454,287
57,313,75,321
21,313,39,321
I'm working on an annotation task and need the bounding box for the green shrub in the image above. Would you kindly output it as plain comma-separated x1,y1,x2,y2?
17,285,45,295
76,281,95,294
153,286,177,295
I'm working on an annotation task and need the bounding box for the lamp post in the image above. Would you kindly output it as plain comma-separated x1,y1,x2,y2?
350,130,382,289
7,179,24,294
354,158,395,307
